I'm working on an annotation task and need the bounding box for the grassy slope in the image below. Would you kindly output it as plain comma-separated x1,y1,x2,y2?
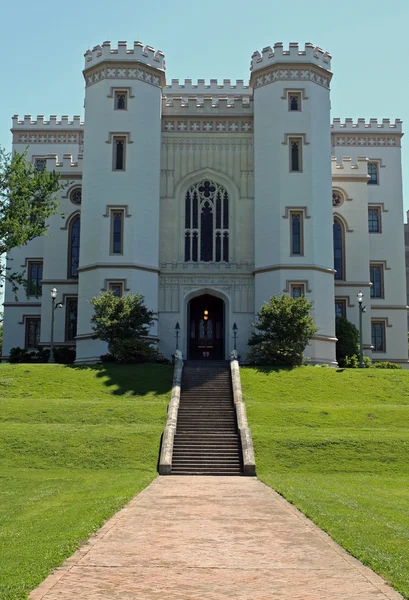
0,363,172,600
241,367,409,599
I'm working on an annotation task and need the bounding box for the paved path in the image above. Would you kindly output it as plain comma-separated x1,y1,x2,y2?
30,476,402,599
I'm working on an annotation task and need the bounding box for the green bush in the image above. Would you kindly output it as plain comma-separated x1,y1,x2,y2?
8,347,34,363
336,317,359,367
8,346,75,364
108,338,169,364
248,294,318,366
372,361,403,369
344,354,371,368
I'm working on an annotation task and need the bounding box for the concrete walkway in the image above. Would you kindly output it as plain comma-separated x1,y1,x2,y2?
30,477,402,599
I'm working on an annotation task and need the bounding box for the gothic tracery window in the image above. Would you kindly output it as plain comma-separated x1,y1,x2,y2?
184,180,229,263
68,216,80,278
333,217,345,280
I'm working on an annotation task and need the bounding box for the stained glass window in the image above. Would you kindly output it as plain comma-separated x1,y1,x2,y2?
112,211,123,254
70,188,82,205
290,140,301,172
335,299,347,318
291,213,302,255
333,218,344,280
115,92,127,110
69,217,80,278
368,208,380,232
368,162,378,185
25,318,41,349
289,94,300,111
114,138,125,170
371,321,385,352
370,264,383,298
184,180,229,262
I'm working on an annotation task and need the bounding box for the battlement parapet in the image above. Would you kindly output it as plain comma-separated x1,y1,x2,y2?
45,153,83,172
84,41,165,70
162,96,252,117
331,156,369,177
251,42,331,72
164,79,251,95
12,115,84,129
331,118,402,132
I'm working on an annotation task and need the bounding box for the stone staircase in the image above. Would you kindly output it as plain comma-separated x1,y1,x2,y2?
171,361,243,475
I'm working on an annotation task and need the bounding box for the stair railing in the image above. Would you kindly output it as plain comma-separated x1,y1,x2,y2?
230,352,256,476
159,350,183,475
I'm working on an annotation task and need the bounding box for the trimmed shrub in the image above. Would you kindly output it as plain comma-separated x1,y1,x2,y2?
372,361,403,369
336,317,359,367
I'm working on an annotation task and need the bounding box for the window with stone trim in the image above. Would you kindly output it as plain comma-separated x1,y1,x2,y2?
371,320,386,352
288,93,301,111
290,211,303,255
65,297,78,341
289,138,302,172
335,298,347,318
113,136,126,171
25,317,41,349
68,216,80,278
368,162,379,185
111,210,124,254
108,282,123,297
290,283,305,299
368,207,381,233
370,263,384,298
34,158,46,172
184,180,229,263
27,261,43,296
115,91,127,110
69,187,82,206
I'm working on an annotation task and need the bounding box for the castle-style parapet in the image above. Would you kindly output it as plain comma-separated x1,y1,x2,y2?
251,42,331,72
162,96,252,117
45,153,83,174
12,115,84,129
331,118,402,132
84,41,165,71
331,156,369,180
164,79,252,96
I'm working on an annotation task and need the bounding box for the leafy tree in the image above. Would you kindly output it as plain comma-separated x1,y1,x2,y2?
248,293,318,366
0,148,62,289
335,316,359,367
90,291,157,361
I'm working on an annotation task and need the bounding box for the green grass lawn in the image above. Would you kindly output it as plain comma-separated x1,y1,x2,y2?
242,366,409,599
0,363,172,600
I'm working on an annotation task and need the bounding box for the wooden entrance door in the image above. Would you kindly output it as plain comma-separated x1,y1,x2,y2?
188,294,224,360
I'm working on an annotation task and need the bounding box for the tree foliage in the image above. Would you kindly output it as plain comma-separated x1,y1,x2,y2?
90,292,158,362
335,316,359,367
248,293,318,366
0,148,62,287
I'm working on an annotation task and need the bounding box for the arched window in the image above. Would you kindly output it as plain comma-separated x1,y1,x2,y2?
184,180,229,262
333,217,345,280
68,216,80,278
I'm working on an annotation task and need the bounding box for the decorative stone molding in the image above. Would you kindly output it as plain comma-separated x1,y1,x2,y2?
230,359,256,476
85,63,163,88
332,134,401,148
163,119,253,133
159,354,183,475
162,137,253,148
253,66,331,90
15,132,83,144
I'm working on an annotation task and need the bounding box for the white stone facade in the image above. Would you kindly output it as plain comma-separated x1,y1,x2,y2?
2,41,408,365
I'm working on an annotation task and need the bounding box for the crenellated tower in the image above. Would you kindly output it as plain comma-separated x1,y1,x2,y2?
76,41,165,362
251,42,336,364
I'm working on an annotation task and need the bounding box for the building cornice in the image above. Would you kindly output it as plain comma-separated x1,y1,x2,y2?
250,63,332,91
254,264,335,275
83,61,166,88
77,262,159,274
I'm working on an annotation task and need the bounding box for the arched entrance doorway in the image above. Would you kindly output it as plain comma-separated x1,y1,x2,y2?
188,294,225,360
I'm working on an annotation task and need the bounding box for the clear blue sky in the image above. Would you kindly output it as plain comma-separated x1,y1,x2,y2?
1,0,408,211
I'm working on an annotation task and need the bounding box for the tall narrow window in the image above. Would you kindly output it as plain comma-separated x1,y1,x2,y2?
333,218,345,280
27,262,43,296
115,91,127,110
368,207,381,233
25,318,41,349
290,211,303,255
370,264,384,298
289,138,302,172
111,210,124,254
184,180,229,262
288,93,301,111
368,162,379,185
113,137,126,171
68,216,80,278
35,158,46,172
371,321,386,352
65,298,78,341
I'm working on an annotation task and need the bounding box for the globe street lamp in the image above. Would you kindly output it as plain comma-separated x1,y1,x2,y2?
175,322,180,351
357,291,366,368
49,287,63,364
233,323,238,352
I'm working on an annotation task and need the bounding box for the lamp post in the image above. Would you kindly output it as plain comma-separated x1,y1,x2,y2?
175,322,180,351
49,287,63,364
233,322,238,352
357,291,366,368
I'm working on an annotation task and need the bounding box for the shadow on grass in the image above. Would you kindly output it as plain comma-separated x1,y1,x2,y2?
62,363,173,397
242,364,298,374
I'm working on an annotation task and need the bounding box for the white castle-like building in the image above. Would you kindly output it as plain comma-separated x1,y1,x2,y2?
2,41,408,365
